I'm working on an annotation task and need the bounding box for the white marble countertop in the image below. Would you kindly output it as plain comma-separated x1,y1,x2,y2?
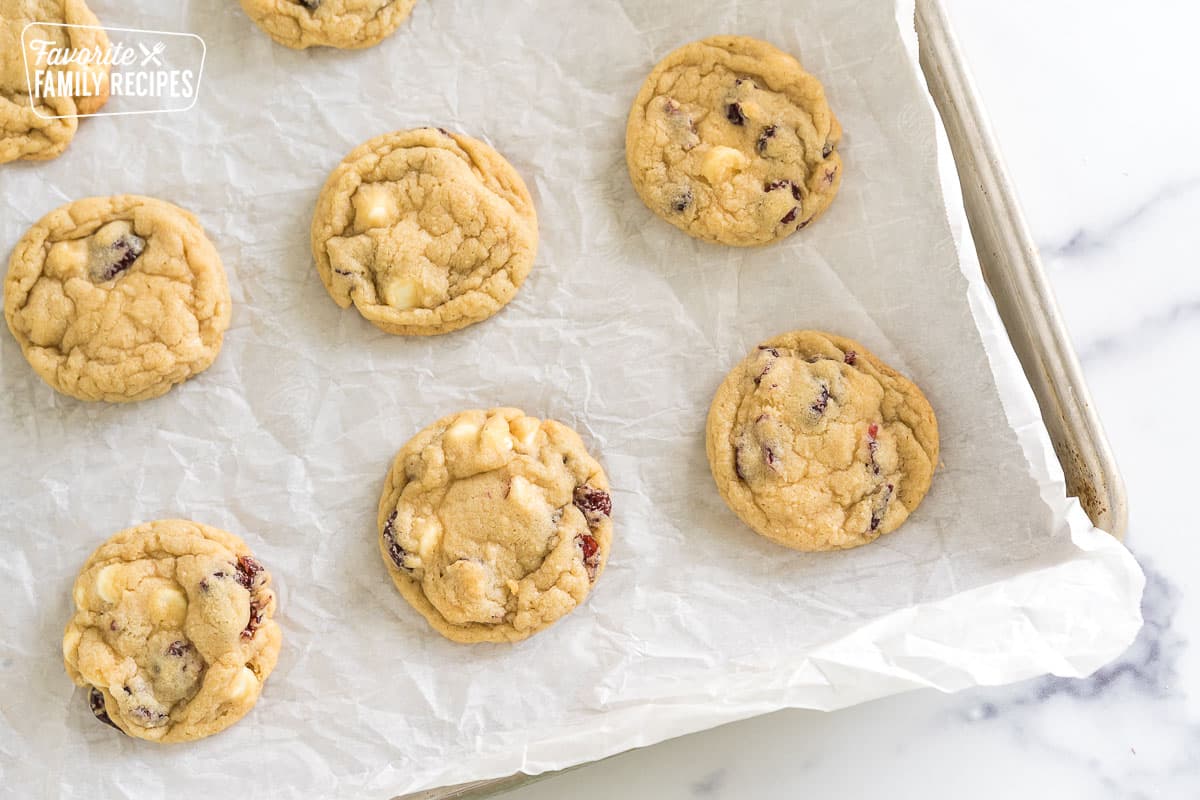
499,1,1199,797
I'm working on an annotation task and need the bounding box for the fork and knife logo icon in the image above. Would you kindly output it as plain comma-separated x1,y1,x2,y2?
138,41,166,67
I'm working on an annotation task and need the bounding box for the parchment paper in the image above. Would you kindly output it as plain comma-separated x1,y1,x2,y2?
0,0,1144,796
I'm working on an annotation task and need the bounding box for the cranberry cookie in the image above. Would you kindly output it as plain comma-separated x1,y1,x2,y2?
62,520,282,743
377,408,612,643
625,35,842,247
706,331,938,551
311,127,538,336
0,0,111,163
239,0,417,49
4,195,231,402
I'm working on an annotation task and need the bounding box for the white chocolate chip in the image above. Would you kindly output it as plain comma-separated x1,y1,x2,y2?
739,99,765,119
480,416,514,455
44,240,88,278
353,184,399,230
509,416,540,449
91,220,134,250
95,564,122,604
414,517,439,554
506,475,537,508
445,419,481,447
701,145,749,184
381,276,421,310
227,666,259,702
150,585,188,627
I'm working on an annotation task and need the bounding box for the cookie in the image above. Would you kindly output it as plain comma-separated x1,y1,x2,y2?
311,127,538,336
377,408,613,643
625,35,842,247
706,331,938,551
4,195,232,402
0,0,111,163
239,0,417,50
62,519,282,743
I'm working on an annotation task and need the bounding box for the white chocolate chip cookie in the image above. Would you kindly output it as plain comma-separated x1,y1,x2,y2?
311,127,538,336
377,408,613,643
3,195,231,402
239,0,417,50
626,35,842,246
63,520,282,743
706,331,938,551
0,0,111,163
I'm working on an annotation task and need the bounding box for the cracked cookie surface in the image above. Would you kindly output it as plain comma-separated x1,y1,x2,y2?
706,331,938,551
239,0,416,50
377,408,612,643
0,0,111,163
4,195,231,402
62,519,282,743
625,35,842,247
312,127,537,336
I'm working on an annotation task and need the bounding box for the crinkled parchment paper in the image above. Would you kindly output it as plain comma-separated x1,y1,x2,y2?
0,0,1144,796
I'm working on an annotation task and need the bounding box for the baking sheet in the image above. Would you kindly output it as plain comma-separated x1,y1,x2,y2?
0,0,1144,796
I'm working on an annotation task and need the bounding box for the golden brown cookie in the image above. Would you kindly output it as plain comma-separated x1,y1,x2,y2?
62,520,282,743
238,0,417,50
625,35,842,246
377,408,613,643
0,0,111,163
706,331,938,551
4,195,231,402
311,127,538,336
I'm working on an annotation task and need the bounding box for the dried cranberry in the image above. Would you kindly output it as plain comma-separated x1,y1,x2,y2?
166,640,190,657
129,705,168,726
781,208,799,225
726,103,745,125
754,352,776,385
756,125,776,154
822,141,834,158
578,533,598,560
234,555,263,590
242,597,264,640
382,510,413,573
573,485,612,526
844,350,858,366
297,0,321,10
867,424,881,475
576,533,601,580
811,384,829,415
869,484,894,531
757,346,780,356
671,186,693,212
94,234,145,282
764,179,790,192
791,183,802,201
762,443,777,468
88,686,121,732
824,167,838,185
